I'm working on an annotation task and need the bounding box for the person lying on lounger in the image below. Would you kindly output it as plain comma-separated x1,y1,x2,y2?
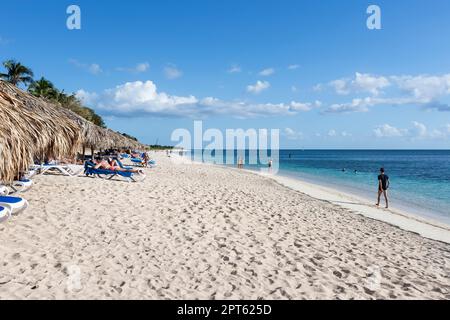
107,157,119,167
94,158,143,174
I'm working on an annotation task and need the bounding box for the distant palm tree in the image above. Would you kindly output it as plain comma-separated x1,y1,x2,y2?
28,77,57,99
54,90,79,108
0,60,34,86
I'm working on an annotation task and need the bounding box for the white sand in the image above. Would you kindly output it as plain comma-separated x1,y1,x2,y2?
0,154,449,299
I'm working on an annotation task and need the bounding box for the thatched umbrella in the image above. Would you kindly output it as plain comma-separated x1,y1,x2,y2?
56,108,143,156
0,81,82,182
106,129,140,149
53,106,141,155
56,108,113,158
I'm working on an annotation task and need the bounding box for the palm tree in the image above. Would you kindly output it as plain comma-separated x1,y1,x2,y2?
0,60,34,87
28,77,57,99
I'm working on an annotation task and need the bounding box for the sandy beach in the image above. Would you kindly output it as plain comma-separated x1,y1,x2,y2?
0,154,449,300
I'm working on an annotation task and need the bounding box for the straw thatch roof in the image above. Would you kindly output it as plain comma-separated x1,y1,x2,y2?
105,129,143,150
51,99,143,150
1,80,147,181
0,81,82,182
56,108,114,150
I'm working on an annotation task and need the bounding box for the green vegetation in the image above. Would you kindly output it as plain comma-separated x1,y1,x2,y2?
148,145,174,150
120,132,138,141
0,60,34,87
28,76,106,128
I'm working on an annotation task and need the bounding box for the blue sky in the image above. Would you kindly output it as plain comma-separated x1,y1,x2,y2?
1,0,450,148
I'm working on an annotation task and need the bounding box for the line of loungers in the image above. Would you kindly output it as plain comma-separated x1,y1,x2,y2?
1,155,154,223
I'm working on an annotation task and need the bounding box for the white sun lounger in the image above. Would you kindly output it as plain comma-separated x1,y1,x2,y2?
0,205,11,223
0,196,28,215
40,164,77,176
0,185,9,196
10,179,33,193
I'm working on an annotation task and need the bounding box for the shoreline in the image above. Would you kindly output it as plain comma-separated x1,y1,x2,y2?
186,156,450,244
252,170,450,244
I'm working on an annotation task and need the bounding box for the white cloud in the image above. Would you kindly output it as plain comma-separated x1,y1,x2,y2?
354,73,390,96
69,59,103,75
77,80,317,119
246,80,270,94
330,73,390,96
325,129,352,138
259,68,275,76
164,64,183,79
284,128,303,140
373,122,450,140
88,64,102,75
135,62,150,73
75,89,99,105
411,121,428,138
116,62,150,74
330,79,351,95
324,96,423,114
392,74,450,102
325,97,373,113
227,65,241,74
374,124,408,138
200,98,314,118
77,81,197,116
290,100,321,112
324,73,450,114
288,64,300,70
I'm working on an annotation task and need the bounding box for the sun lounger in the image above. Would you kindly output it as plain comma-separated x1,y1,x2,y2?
131,158,157,167
114,158,133,170
0,196,28,215
40,164,74,176
84,161,145,183
23,167,38,179
0,185,9,196
0,205,11,223
131,158,144,164
10,178,33,193
40,164,83,176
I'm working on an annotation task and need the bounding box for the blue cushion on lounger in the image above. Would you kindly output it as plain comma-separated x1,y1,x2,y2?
0,196,23,204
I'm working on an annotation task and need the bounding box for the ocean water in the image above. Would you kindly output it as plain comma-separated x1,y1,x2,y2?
189,150,450,225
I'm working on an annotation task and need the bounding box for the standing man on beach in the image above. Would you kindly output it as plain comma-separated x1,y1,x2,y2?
376,168,389,209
